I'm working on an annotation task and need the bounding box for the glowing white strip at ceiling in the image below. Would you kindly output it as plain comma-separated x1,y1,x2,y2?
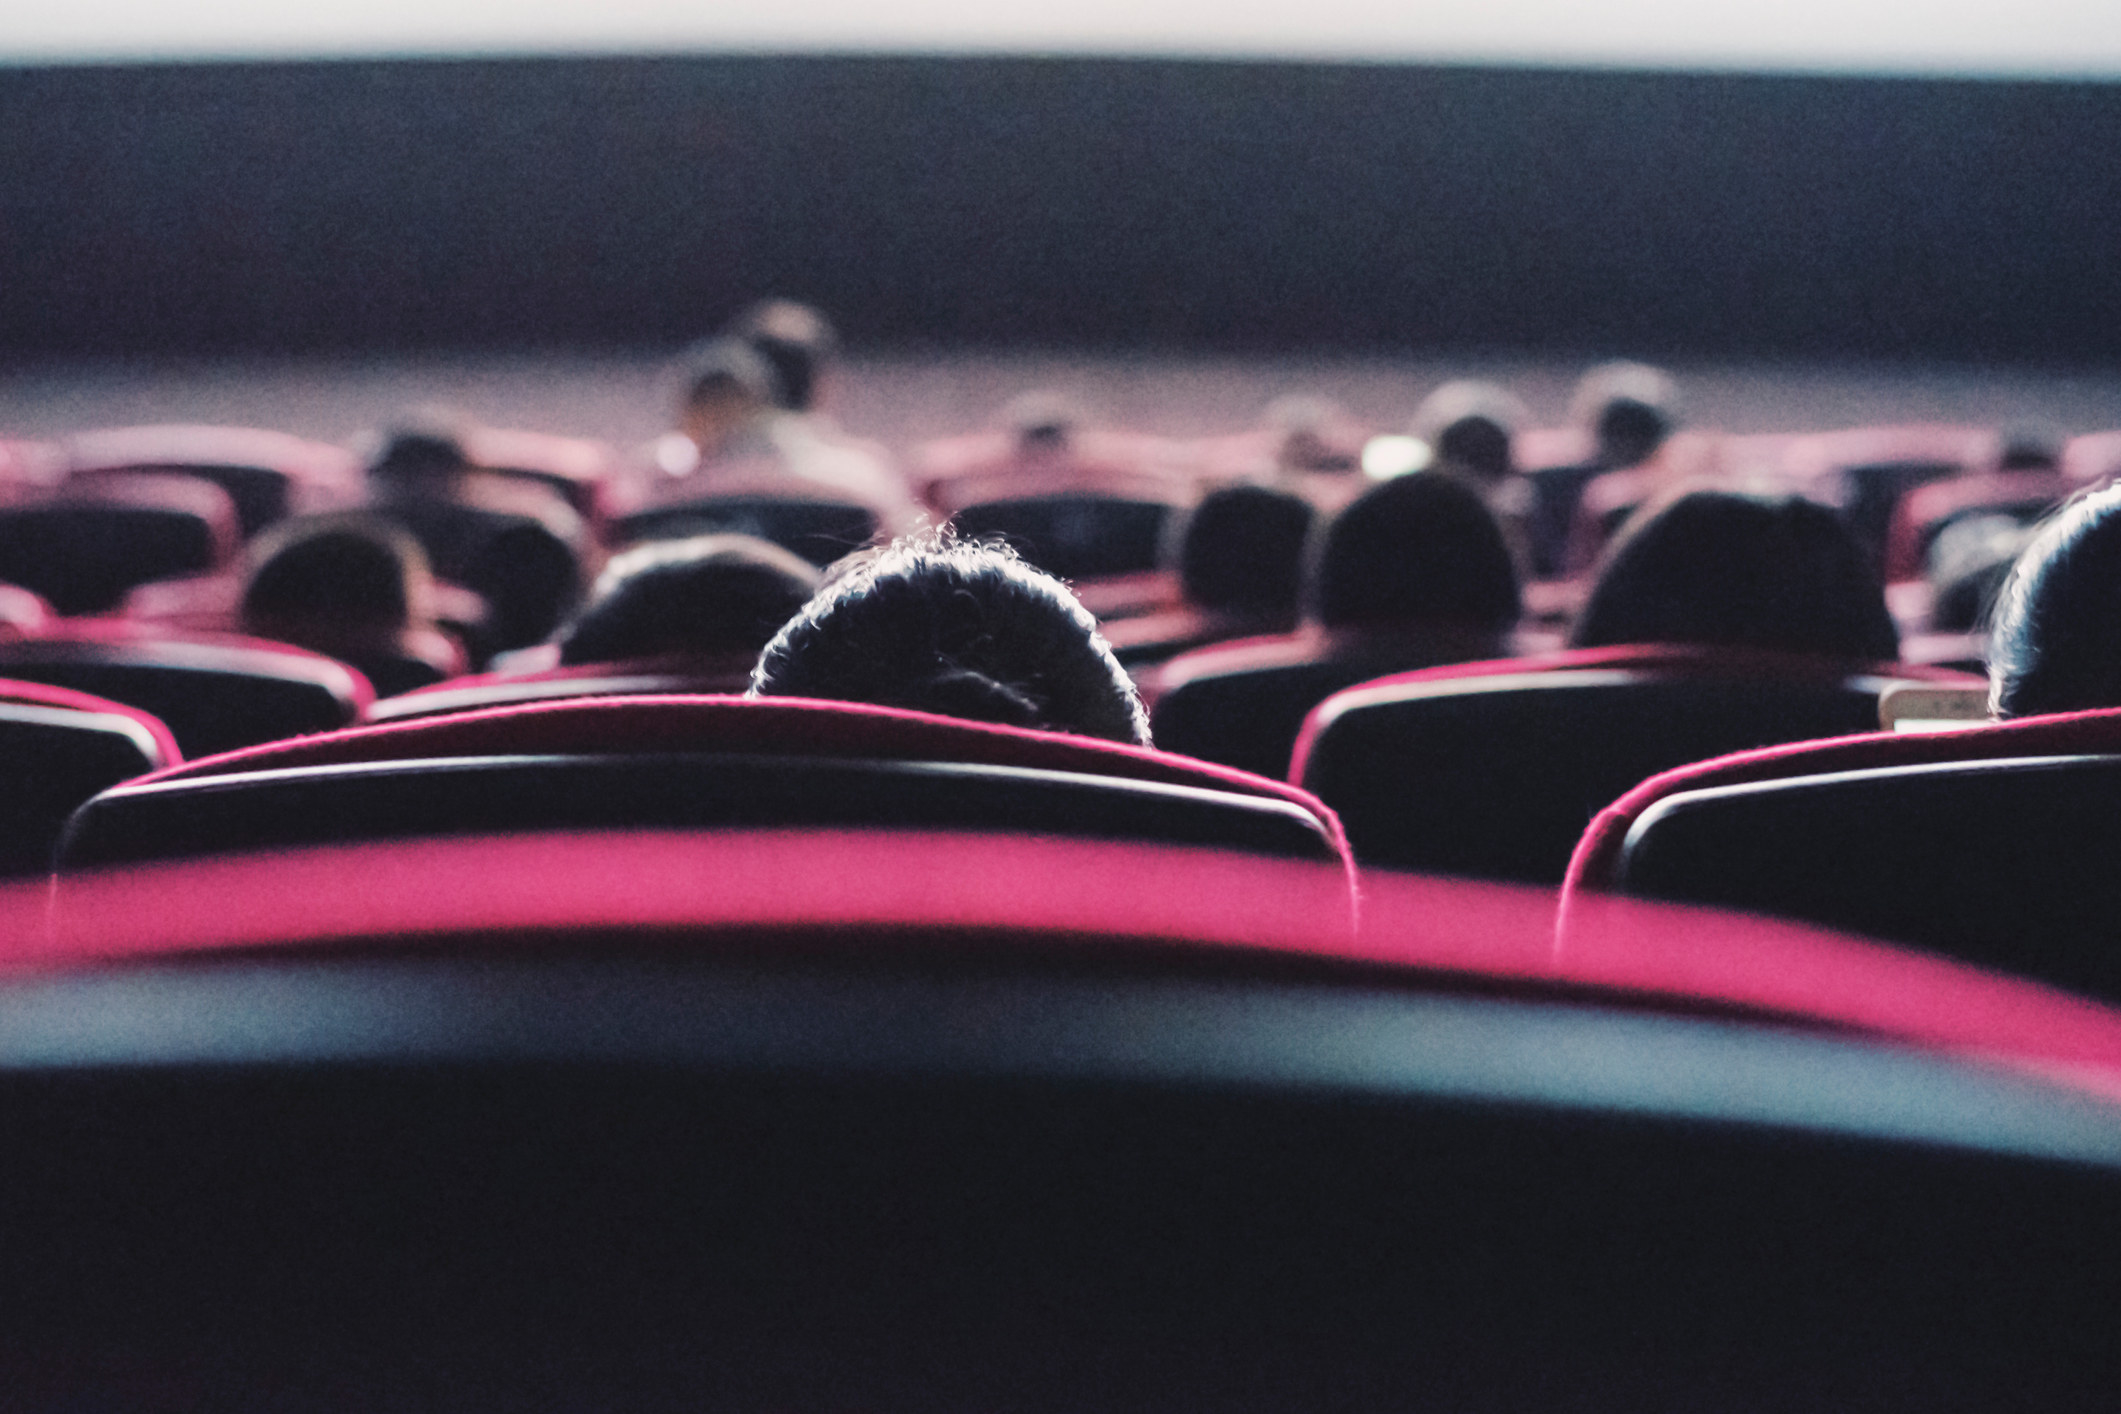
5,0,2121,77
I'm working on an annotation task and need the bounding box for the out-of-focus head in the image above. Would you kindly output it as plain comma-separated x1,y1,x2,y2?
752,532,1150,745
1264,394,1364,475
1000,391,1089,455
1413,381,1528,486
557,533,822,667
1996,421,2066,473
1312,472,1521,633
1177,485,1315,619
240,513,433,640
674,337,782,444
1570,488,1898,660
1989,484,2121,717
1571,362,1679,470
725,299,838,412
368,421,472,485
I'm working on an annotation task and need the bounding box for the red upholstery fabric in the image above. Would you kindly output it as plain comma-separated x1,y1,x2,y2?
140,692,1351,863
18,830,2121,1088
1562,704,2121,897
0,676,181,764
1288,644,1981,783
1882,468,2072,581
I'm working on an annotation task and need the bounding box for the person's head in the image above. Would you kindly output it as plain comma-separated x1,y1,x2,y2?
1311,472,1521,634
1177,485,1315,620
1571,362,1678,470
1000,391,1089,455
725,299,837,412
1263,394,1363,475
1988,484,2121,717
752,532,1150,745
674,337,781,448
1570,488,1899,660
240,513,433,643
1413,381,1528,487
558,534,821,666
368,425,471,487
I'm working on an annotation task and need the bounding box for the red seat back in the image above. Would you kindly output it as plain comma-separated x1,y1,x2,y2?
1292,645,1976,883
0,622,368,758
1564,703,2121,897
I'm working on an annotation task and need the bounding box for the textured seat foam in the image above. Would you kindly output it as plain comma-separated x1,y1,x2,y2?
1299,670,1885,883
60,751,1342,870
1565,703,2121,895
0,628,367,758
609,496,881,567
0,696,170,876
1614,754,2121,1002
949,494,1174,581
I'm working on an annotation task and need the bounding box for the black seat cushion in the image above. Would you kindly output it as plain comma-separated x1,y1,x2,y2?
951,495,1172,581
1302,672,1883,883
60,752,1342,870
611,497,881,568
0,706,163,876
1616,753,2121,1000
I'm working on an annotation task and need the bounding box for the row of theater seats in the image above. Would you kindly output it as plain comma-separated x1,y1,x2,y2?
4,419,2116,668
9,634,2116,1008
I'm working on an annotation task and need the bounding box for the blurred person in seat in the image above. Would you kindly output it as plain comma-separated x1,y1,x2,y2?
1525,361,1680,579
752,531,1150,746
1570,488,1899,662
550,533,821,690
629,306,920,535
240,513,464,697
1147,471,1522,777
1102,484,1315,667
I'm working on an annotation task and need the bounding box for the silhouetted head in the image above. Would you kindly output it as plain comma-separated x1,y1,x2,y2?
1571,362,1678,470
725,299,838,412
1989,484,2121,717
1570,489,1898,660
558,534,822,667
1178,485,1315,618
1000,391,1089,455
673,337,781,448
1312,472,1522,634
752,533,1150,745
1413,381,1528,486
368,427,471,486
240,513,432,641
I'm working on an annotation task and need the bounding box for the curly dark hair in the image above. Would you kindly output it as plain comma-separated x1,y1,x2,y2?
750,533,1150,745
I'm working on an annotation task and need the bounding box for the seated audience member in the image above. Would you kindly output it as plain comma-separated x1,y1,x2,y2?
239,513,462,696
1310,471,1524,662
1413,379,1534,570
1570,488,1899,661
1103,485,1315,665
1989,483,2121,717
1525,361,1680,579
1146,472,1522,777
628,331,920,536
556,534,821,681
751,533,1151,746
365,421,589,657
1414,380,1528,493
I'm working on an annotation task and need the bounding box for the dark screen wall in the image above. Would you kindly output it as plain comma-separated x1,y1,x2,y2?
2,55,2117,361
